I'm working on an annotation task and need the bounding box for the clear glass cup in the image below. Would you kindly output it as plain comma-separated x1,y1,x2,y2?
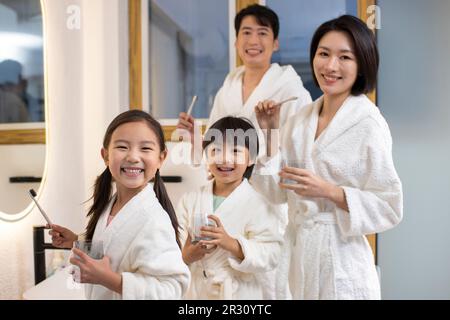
281,159,305,185
191,212,216,244
71,240,104,283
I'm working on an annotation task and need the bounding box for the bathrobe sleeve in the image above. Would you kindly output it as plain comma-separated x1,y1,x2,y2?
176,193,192,248
335,118,403,237
228,201,283,274
207,86,225,130
251,152,288,205
121,217,190,300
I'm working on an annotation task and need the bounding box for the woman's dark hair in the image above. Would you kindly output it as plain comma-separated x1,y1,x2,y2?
310,15,379,95
203,117,259,180
84,110,181,248
235,4,279,39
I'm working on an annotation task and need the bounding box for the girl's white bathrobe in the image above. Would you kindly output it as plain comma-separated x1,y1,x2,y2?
84,184,190,300
207,63,312,299
252,95,403,299
176,179,283,300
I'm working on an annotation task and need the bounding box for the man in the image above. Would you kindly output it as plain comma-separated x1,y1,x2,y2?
178,4,311,162
176,4,312,300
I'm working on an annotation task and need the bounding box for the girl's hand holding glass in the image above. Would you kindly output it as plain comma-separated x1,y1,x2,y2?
182,234,216,265
199,215,244,260
70,241,122,294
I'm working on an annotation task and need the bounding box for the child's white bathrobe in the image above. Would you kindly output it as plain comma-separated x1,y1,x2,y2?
252,95,403,299
207,63,312,299
208,63,312,131
84,184,190,300
176,179,283,300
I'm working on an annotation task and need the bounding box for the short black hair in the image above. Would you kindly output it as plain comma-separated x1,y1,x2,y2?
235,4,279,39
310,15,379,95
203,117,259,180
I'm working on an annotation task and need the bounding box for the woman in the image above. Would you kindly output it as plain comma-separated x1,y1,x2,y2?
252,15,403,299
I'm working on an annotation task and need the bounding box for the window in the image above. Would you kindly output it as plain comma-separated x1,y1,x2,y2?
148,0,230,119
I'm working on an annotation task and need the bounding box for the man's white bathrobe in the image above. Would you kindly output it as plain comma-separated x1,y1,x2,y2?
252,95,403,299
207,63,312,299
84,184,190,300
208,63,312,131
176,179,283,300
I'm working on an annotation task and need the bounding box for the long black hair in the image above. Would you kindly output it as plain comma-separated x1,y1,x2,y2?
84,110,181,248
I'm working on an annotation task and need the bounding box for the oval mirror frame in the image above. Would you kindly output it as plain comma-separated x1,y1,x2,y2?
0,0,48,222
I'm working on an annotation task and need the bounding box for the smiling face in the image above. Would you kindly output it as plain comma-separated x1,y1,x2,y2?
206,142,252,186
102,121,166,197
313,31,358,99
235,15,279,68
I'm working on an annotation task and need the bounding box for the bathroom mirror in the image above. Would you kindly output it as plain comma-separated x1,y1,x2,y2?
0,0,46,220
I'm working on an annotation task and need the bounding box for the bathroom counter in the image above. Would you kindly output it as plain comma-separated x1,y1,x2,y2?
23,267,85,300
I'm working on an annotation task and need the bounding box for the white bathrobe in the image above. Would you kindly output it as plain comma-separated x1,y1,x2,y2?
252,95,403,299
208,63,312,131
207,63,312,299
84,184,190,300
176,179,283,300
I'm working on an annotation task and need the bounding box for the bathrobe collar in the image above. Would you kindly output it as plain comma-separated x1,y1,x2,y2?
227,63,301,111
307,94,379,154
203,178,253,220
93,183,158,253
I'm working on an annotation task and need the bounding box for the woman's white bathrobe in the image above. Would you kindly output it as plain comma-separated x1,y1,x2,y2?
176,179,283,300
208,63,312,131
252,95,403,299
207,63,312,299
84,184,190,300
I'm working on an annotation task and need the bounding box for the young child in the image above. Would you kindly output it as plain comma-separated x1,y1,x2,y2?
49,110,190,299
177,116,282,300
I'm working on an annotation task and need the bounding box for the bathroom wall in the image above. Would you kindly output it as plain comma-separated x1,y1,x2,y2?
378,0,450,299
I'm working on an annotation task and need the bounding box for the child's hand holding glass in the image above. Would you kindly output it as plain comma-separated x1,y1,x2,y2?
198,215,244,260
70,241,122,294
182,234,216,265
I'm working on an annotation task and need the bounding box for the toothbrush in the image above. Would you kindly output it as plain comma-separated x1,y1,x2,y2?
186,95,198,115
178,95,198,142
275,96,298,107
29,189,53,226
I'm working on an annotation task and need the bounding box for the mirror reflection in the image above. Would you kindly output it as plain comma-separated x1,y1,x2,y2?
0,0,45,217
0,0,45,123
